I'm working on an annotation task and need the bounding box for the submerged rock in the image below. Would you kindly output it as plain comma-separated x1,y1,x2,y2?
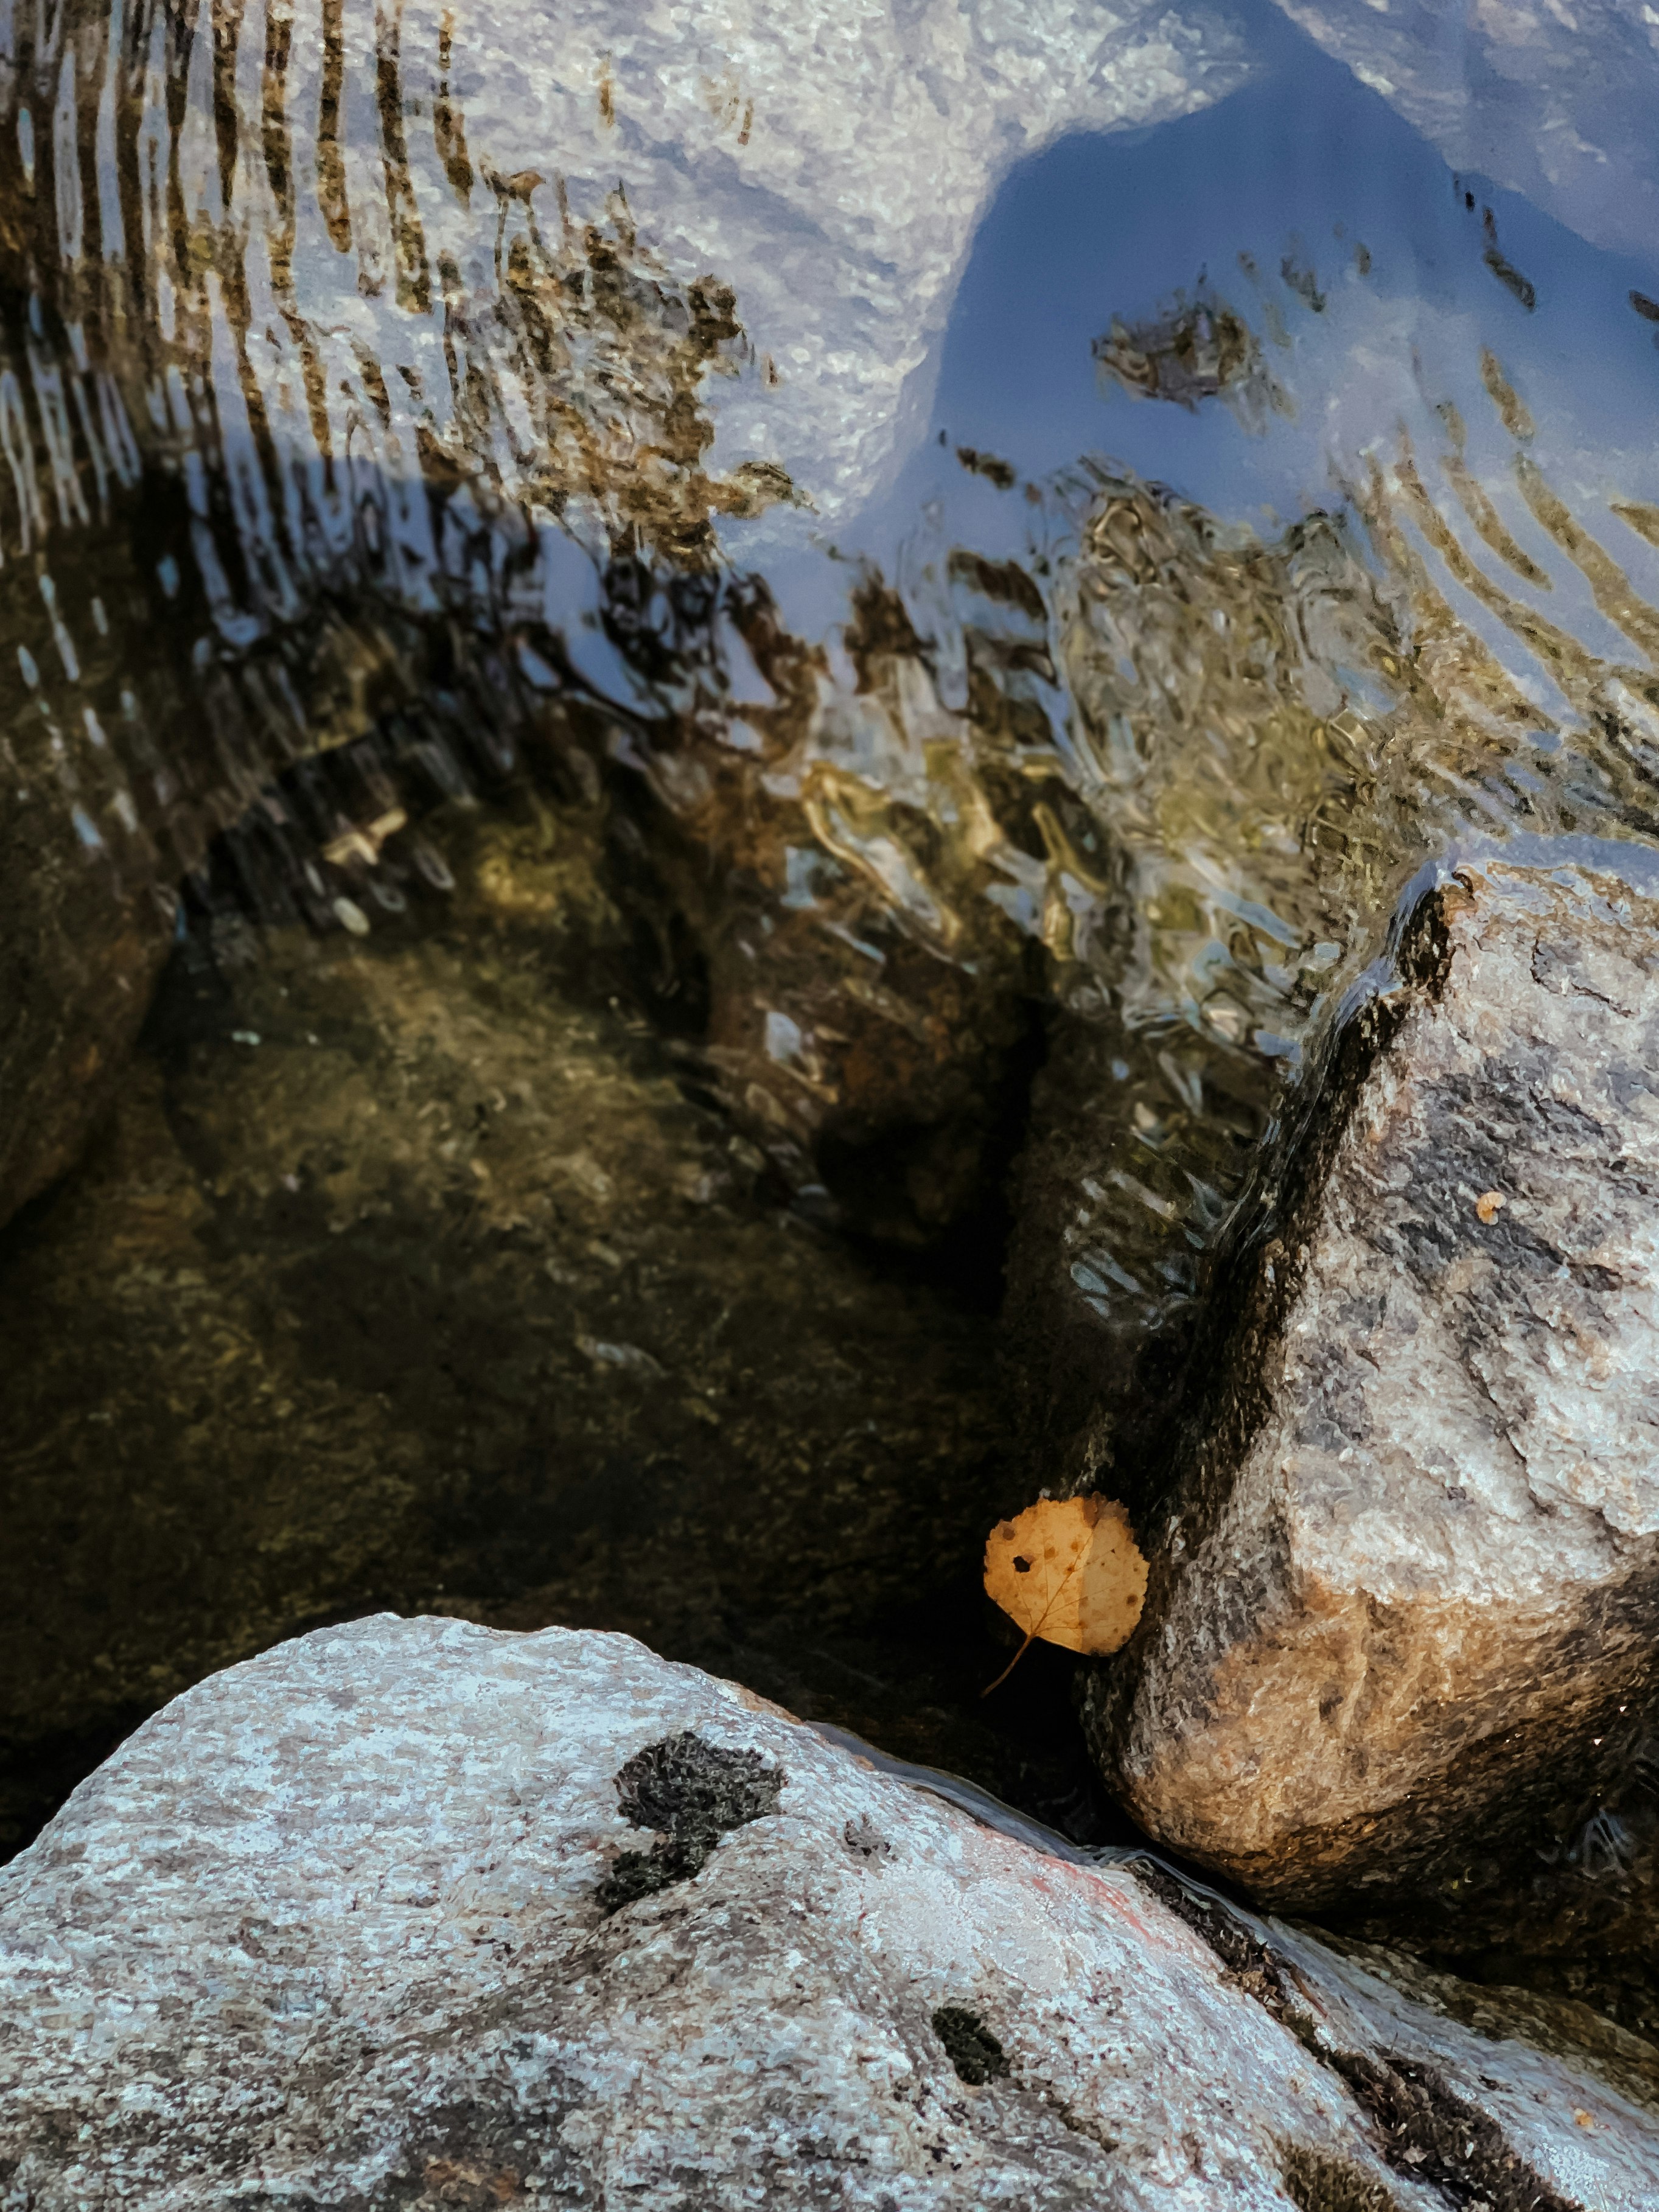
1083,857,1659,1936
0,510,199,1232
0,737,173,1229
0,790,1040,1855
4,1613,1657,2208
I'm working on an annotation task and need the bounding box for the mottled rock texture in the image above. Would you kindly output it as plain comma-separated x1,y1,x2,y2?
4,1614,1658,2208
1085,858,1659,1918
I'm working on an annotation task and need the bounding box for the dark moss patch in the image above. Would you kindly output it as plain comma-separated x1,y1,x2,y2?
596,1731,782,1914
1277,2143,1397,2212
932,2004,1008,2086
1329,2050,1579,2212
1134,1861,1582,2212
1131,1860,1291,2011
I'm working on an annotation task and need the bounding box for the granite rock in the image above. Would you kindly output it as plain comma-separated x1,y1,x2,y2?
4,1613,1658,2208
1084,857,1659,1918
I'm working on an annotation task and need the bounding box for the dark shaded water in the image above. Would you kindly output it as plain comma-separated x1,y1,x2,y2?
5,0,1659,2045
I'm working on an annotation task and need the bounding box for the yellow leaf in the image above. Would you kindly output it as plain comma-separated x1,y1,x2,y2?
983,1493,1148,1657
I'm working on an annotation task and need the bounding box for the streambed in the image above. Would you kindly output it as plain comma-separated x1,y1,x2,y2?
5,0,1659,2136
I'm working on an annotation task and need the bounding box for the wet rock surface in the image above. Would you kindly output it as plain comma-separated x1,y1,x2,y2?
0,758,173,1230
1270,0,1659,262
5,1613,1658,2210
0,790,1101,1858
1084,859,1659,1961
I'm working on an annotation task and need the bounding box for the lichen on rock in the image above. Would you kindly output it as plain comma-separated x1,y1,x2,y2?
596,1731,783,1911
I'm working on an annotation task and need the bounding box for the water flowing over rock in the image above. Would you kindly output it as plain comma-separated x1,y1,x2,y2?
4,1613,1658,2208
1083,856,1659,1937
61,0,1251,525
0,0,1251,1233
3,0,1658,1246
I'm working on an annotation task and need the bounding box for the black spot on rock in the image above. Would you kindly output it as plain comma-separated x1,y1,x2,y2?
596,1730,782,1914
932,2004,1008,2085
843,1814,892,1861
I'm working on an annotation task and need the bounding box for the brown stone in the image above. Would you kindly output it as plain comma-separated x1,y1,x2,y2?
1084,857,1659,1920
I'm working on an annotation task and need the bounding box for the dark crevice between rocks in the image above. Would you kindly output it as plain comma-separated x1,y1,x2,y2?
1130,1862,1582,2212
931,2004,1008,2086
816,993,1049,1319
1131,1860,1293,2010
596,1732,783,1914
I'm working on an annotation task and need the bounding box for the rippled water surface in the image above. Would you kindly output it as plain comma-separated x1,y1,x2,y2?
5,0,1659,2032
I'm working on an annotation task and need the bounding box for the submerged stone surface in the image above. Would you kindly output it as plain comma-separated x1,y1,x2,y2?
0,791,1047,1857
1084,857,1659,1926
4,1613,1657,2208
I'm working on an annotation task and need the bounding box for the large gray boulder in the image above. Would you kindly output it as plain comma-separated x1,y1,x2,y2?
1085,856,1659,1919
4,1613,1658,2208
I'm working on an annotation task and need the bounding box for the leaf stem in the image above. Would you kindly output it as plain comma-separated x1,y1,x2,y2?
980,1630,1035,1698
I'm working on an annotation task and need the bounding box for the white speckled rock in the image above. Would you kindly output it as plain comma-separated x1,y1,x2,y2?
1086,857,1659,1915
2,1614,1657,2209
1271,0,1659,262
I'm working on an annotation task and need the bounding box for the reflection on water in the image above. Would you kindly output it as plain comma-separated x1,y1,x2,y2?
5,0,1659,2026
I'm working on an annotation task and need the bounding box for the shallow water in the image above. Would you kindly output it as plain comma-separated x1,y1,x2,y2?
3,0,1659,2042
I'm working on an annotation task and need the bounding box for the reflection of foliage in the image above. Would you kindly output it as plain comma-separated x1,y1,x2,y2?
1094,283,1283,427
585,335,1659,1293
599,562,1053,1241
588,346,1659,1475
438,192,801,567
